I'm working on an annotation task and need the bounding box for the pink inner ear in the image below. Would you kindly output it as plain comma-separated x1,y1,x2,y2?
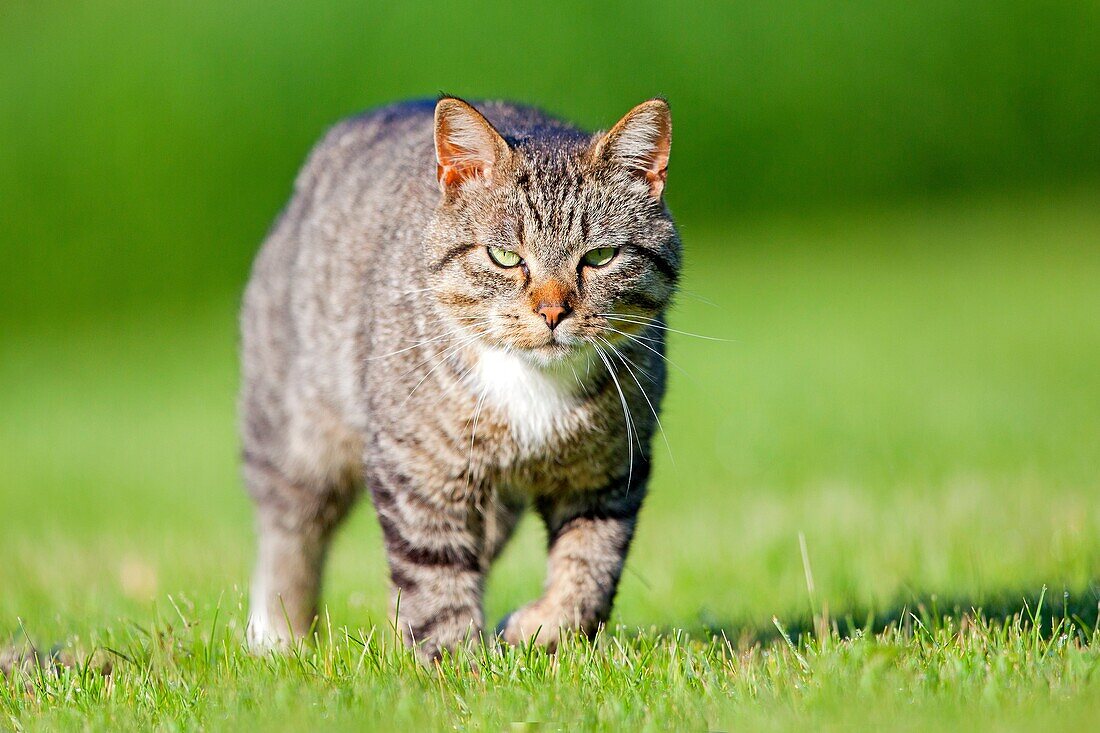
436,132,488,188
435,102,504,190
645,167,668,198
437,159,490,188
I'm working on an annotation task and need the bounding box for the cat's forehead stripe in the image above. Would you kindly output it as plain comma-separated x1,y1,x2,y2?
514,155,592,248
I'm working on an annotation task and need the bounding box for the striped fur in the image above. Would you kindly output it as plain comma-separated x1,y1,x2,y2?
240,97,680,661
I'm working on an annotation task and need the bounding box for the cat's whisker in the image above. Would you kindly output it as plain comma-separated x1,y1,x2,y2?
597,340,642,471
600,327,663,345
596,336,674,465
590,340,638,489
463,386,489,500
594,326,690,378
594,334,660,385
369,326,476,360
400,330,488,405
677,288,720,308
433,358,479,407
568,362,585,394
403,329,484,381
596,312,662,323
602,312,730,338
598,314,733,342
400,284,446,295
447,317,498,333
398,327,487,379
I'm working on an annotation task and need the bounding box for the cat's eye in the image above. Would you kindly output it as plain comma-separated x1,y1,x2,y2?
581,246,619,268
487,246,522,268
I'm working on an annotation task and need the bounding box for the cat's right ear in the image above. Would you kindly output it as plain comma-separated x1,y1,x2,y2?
434,98,510,192
591,99,672,198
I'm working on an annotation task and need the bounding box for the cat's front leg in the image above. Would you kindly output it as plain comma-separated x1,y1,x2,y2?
369,470,487,662
500,472,647,650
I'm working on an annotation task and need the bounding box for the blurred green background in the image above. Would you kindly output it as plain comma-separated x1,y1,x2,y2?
3,0,1099,328
3,0,1100,654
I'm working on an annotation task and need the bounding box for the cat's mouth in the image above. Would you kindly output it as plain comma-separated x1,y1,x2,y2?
529,338,574,356
515,323,634,361
514,334,583,365
490,319,611,365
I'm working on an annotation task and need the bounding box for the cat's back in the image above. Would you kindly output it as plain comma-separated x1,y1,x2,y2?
306,98,585,196
327,97,580,149
299,99,440,223
260,99,580,260
243,101,440,323
240,101,444,428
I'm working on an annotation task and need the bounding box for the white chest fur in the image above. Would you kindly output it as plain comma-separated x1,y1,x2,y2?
471,347,591,452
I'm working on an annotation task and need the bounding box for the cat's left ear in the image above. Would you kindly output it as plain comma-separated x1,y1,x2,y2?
434,97,510,192
592,99,672,198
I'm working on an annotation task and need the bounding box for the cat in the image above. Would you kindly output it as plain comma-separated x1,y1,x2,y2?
240,95,680,661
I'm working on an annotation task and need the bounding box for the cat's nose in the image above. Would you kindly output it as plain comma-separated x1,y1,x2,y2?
535,302,571,330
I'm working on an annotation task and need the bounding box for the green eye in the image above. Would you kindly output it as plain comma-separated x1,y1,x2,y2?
582,246,619,268
487,246,522,268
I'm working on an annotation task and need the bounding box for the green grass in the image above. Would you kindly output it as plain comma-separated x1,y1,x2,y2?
3,190,1100,729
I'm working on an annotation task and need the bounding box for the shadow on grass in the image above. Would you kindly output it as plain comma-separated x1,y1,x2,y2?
689,583,1100,646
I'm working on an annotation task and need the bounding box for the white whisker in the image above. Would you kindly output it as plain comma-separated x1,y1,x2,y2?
598,314,733,342
678,289,720,308
400,330,486,406
368,326,474,360
604,328,663,345
398,327,485,379
596,335,673,465
596,325,689,379
433,356,479,407
590,340,638,490
400,284,446,295
463,386,489,499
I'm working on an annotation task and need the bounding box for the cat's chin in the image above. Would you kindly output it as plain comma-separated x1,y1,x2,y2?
522,342,576,365
508,339,587,369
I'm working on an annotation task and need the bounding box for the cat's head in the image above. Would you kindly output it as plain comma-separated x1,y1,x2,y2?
424,97,680,366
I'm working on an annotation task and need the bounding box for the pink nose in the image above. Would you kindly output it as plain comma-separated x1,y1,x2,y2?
536,302,570,330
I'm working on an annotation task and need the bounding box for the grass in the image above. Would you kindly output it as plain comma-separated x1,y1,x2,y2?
5,609,1100,731
3,189,1100,729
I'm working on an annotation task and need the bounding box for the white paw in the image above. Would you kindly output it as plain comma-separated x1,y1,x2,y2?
498,603,562,649
245,594,296,653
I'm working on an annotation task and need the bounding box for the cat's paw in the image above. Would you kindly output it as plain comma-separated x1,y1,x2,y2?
245,610,298,654
496,602,563,650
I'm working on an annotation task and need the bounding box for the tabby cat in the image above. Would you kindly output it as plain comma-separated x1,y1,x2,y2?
240,96,680,660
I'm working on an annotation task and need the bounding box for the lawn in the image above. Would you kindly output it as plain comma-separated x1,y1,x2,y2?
3,190,1100,730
